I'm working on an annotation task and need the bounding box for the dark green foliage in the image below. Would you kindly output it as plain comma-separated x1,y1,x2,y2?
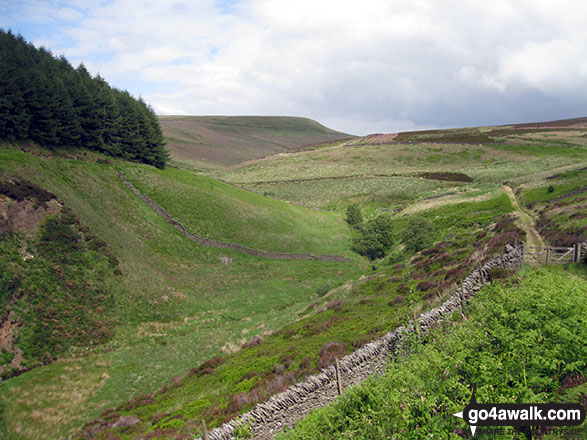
548,185,555,193
0,240,20,317
344,204,363,230
0,179,55,204
364,215,394,248
316,280,336,297
352,232,387,260
0,29,167,168
352,214,394,260
419,172,473,182
401,215,434,252
38,210,82,260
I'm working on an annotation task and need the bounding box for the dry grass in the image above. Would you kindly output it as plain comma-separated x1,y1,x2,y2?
2,357,111,440
217,128,587,208
160,116,352,170
401,188,497,214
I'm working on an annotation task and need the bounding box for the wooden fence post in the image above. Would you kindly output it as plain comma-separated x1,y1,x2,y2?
545,247,550,264
202,420,209,440
413,309,421,339
460,282,466,317
335,359,343,395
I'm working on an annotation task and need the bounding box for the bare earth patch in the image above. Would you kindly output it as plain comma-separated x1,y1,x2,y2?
0,311,24,373
0,195,61,236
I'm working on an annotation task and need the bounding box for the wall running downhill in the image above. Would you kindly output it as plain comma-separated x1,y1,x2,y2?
197,245,523,440
118,173,350,263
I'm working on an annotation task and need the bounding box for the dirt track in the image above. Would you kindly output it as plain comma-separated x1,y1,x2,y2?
502,185,546,249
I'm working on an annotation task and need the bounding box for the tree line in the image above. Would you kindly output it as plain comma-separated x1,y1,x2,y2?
0,29,168,168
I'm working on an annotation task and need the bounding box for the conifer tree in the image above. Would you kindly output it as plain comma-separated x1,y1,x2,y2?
0,29,168,167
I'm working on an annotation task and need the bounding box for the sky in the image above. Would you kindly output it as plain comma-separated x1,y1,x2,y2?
2,0,587,135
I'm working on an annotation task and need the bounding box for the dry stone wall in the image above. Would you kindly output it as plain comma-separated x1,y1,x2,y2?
198,245,523,440
119,173,350,263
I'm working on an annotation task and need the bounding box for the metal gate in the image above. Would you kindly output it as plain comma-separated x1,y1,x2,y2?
523,243,582,264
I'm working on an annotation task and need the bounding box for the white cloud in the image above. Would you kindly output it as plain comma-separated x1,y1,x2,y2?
5,0,587,134
55,7,84,22
493,38,587,94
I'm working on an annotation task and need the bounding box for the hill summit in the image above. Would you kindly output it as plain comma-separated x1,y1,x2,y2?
159,115,353,170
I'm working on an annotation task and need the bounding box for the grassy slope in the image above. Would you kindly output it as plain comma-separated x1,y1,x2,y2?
0,146,361,440
159,116,353,171
124,167,351,255
0,205,119,373
77,190,527,439
216,119,587,211
278,266,587,440
517,166,587,247
2,118,586,440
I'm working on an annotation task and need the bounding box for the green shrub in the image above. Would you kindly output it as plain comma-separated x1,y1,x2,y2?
344,203,363,230
234,419,253,439
352,214,394,260
316,281,335,297
352,233,386,260
401,215,434,252
0,348,14,365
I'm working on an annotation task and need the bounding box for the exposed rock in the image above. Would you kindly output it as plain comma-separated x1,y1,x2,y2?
111,415,141,428
0,195,61,236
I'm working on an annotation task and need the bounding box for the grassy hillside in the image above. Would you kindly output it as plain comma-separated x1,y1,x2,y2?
0,199,118,375
1,117,585,440
159,116,353,171
123,167,350,255
216,118,587,211
516,166,586,247
0,145,360,439
71,190,528,439
278,266,587,440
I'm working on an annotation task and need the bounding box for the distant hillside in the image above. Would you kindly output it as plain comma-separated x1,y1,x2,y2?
1,115,585,440
218,116,587,211
159,115,353,170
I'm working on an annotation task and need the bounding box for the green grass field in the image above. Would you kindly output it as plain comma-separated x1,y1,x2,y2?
0,146,362,439
0,117,586,440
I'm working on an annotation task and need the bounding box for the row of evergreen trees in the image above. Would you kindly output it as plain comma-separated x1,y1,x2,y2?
0,30,168,168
